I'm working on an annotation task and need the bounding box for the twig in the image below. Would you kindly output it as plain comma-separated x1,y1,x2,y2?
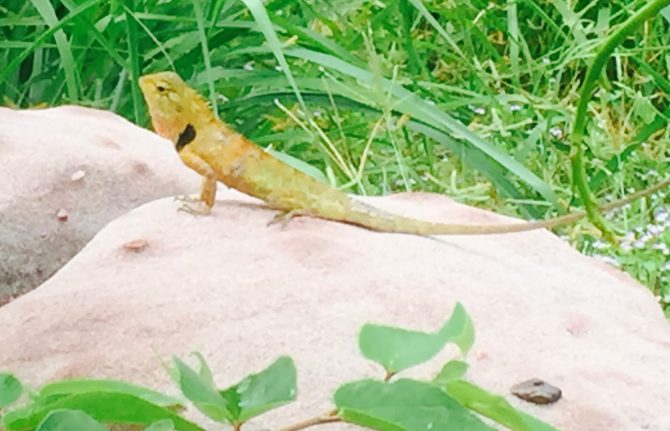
277,410,341,431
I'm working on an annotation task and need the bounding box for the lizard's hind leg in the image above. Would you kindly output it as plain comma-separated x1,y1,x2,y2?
267,209,308,228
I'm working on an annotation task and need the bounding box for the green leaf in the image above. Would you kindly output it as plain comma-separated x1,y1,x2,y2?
192,352,216,389
219,356,297,422
334,379,495,431
38,379,181,408
144,419,176,431
442,380,559,431
359,303,474,374
265,148,328,183
35,409,106,431
0,373,23,408
172,357,233,423
1,392,203,431
433,360,469,386
631,96,658,124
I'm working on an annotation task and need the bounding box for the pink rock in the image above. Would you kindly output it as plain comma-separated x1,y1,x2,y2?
0,106,199,296
2,189,669,430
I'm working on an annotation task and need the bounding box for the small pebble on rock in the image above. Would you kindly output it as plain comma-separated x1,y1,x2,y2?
511,378,562,405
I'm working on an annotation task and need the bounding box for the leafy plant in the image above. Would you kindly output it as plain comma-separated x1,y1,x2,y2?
0,304,559,431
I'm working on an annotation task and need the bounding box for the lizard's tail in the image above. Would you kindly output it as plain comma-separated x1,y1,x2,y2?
340,177,670,235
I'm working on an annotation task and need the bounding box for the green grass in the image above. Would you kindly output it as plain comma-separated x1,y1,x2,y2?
1,0,669,316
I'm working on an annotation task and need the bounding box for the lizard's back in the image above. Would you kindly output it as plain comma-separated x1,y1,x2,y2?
196,124,352,219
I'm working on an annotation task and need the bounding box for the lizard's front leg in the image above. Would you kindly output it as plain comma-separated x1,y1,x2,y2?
177,149,217,215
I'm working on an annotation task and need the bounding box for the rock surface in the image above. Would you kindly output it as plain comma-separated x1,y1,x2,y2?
0,106,198,298
2,187,669,430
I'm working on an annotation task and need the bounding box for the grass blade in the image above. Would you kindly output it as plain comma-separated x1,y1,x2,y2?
238,0,307,113
192,0,218,112
28,0,79,100
123,0,143,124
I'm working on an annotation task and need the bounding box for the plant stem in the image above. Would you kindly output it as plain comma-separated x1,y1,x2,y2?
277,411,341,431
569,0,670,241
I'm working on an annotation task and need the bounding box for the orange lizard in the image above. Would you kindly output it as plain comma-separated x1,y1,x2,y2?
138,72,669,235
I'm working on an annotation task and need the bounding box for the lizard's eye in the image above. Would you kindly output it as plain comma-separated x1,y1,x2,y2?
156,85,166,92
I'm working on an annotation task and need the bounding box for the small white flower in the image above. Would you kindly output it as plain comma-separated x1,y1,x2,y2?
549,127,563,139
243,61,254,71
647,225,662,236
595,255,621,267
509,104,522,112
653,243,670,255
592,240,609,250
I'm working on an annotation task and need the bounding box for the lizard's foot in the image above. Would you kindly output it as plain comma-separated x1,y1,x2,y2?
267,209,306,228
177,201,212,216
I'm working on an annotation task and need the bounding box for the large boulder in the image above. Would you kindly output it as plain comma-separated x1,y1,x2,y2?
0,106,199,298
1,190,668,430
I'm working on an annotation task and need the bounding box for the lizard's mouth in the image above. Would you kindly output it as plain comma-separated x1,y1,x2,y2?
138,76,152,94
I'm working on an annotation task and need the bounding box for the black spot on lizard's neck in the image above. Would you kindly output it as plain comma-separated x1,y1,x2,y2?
175,123,196,152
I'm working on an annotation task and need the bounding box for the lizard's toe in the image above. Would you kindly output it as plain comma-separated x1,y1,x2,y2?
177,201,211,216
267,209,306,228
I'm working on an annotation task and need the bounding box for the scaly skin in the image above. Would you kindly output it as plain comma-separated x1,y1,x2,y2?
138,72,670,235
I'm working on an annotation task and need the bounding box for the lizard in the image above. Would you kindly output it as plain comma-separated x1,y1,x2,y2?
138,71,670,235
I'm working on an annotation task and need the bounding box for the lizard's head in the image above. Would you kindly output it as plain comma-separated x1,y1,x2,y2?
139,72,208,146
